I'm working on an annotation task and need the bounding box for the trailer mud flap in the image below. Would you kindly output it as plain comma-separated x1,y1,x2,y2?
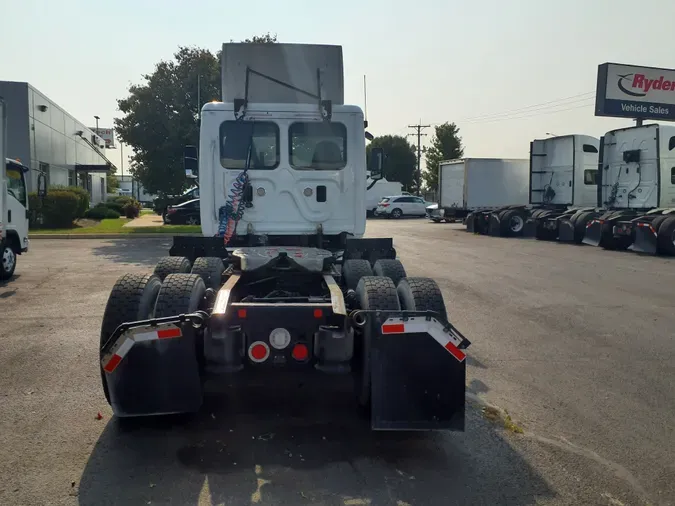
368,315,469,431
558,219,575,242
631,222,658,255
582,219,603,247
101,322,203,417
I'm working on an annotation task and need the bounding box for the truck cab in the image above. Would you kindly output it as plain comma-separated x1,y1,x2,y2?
4,158,30,255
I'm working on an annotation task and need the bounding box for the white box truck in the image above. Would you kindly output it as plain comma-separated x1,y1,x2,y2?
365,175,402,216
582,123,675,254
427,158,530,235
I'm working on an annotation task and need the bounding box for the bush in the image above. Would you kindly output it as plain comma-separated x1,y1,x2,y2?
38,190,79,228
122,202,141,219
49,185,90,218
106,195,138,215
28,192,43,228
84,205,121,220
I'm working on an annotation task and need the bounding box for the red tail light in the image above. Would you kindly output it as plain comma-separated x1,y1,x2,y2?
248,341,270,363
380,203,390,207
292,343,309,361
167,208,177,214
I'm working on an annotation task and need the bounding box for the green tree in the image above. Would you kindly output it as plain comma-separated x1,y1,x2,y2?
114,34,277,196
423,122,464,192
366,135,417,191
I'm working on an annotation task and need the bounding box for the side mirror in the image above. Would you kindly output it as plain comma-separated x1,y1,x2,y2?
184,145,198,178
37,172,47,199
369,147,384,180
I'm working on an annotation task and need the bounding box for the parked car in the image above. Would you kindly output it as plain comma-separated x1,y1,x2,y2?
164,198,200,225
153,186,200,218
375,195,429,218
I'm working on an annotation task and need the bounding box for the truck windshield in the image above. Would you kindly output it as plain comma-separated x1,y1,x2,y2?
289,122,347,170
6,164,27,207
220,121,279,170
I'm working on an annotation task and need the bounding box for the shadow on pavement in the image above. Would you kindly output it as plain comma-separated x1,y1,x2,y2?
79,374,555,506
91,238,174,268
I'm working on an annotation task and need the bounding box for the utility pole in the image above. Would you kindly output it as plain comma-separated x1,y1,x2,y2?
408,123,430,195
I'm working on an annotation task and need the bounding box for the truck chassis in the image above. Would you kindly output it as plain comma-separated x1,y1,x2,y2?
99,236,471,431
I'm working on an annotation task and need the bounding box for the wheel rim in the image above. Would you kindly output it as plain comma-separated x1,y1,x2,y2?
2,246,16,273
510,215,524,233
187,217,197,225
392,209,401,218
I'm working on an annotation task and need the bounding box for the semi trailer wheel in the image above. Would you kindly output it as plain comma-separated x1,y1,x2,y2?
650,215,670,235
191,257,225,290
354,276,401,408
99,273,163,404
373,259,407,286
396,277,448,321
657,216,675,255
153,256,192,281
342,259,373,290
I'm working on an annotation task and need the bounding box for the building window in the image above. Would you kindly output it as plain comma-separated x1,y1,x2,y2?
100,177,105,200
68,170,76,187
584,169,598,185
583,144,598,153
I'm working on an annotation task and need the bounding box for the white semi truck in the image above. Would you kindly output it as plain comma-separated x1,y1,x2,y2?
582,123,675,254
1,97,41,280
427,158,531,235
98,43,471,431
524,134,601,243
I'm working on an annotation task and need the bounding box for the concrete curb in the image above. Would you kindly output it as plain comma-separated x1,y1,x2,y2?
29,233,202,239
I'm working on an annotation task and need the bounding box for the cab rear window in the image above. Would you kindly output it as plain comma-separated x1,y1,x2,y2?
220,121,279,170
289,122,347,170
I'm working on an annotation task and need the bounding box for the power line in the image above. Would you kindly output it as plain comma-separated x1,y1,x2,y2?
463,100,594,125
407,124,430,195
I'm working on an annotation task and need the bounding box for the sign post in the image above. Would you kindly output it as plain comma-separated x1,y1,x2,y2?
595,62,675,122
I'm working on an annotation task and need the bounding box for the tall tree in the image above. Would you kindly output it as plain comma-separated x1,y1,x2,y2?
423,122,464,192
114,35,277,196
366,135,417,191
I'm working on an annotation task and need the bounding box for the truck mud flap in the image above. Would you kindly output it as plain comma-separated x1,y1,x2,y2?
101,319,204,417
630,222,658,255
465,213,476,232
582,219,603,247
523,218,538,238
487,214,502,236
558,219,576,242
367,312,470,431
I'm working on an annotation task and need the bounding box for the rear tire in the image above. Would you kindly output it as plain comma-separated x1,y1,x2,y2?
191,257,225,290
650,214,670,234
396,277,448,321
354,276,400,408
501,209,526,237
657,216,675,255
153,256,192,282
342,259,373,290
99,273,162,404
573,211,596,243
390,208,403,219
373,259,407,286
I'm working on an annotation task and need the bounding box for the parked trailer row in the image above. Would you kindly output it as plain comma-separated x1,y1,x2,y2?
429,125,675,256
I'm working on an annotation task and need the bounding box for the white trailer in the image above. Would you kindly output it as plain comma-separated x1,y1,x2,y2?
524,134,601,243
582,123,675,254
98,42,471,431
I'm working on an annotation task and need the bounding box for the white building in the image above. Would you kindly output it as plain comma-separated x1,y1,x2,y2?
0,81,115,205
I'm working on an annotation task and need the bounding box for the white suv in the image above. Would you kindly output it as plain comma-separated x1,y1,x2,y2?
375,195,428,219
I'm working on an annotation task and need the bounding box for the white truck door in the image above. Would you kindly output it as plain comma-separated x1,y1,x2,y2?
577,140,599,207
602,125,659,209
5,164,29,249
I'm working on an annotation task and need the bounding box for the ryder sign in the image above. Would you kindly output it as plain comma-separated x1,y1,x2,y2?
595,63,675,121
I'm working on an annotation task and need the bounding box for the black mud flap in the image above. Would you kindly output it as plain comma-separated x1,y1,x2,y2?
558,219,576,242
368,314,468,431
103,321,204,417
631,224,658,255
582,220,603,247
487,213,502,236
465,213,476,232
523,218,538,238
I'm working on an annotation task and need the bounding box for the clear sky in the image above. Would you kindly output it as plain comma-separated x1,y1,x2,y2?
1,0,674,174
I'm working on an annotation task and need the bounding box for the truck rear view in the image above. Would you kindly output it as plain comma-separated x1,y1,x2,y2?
99,42,472,432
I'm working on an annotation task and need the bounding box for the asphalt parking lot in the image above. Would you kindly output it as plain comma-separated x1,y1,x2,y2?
0,220,673,506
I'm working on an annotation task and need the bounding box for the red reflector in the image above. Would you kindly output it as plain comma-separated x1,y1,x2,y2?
292,343,309,361
157,328,181,339
250,344,267,361
103,354,122,373
444,341,466,362
238,309,247,318
313,309,323,318
382,323,405,334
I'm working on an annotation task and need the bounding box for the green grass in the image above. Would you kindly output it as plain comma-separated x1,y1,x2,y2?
140,208,155,215
31,218,200,235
